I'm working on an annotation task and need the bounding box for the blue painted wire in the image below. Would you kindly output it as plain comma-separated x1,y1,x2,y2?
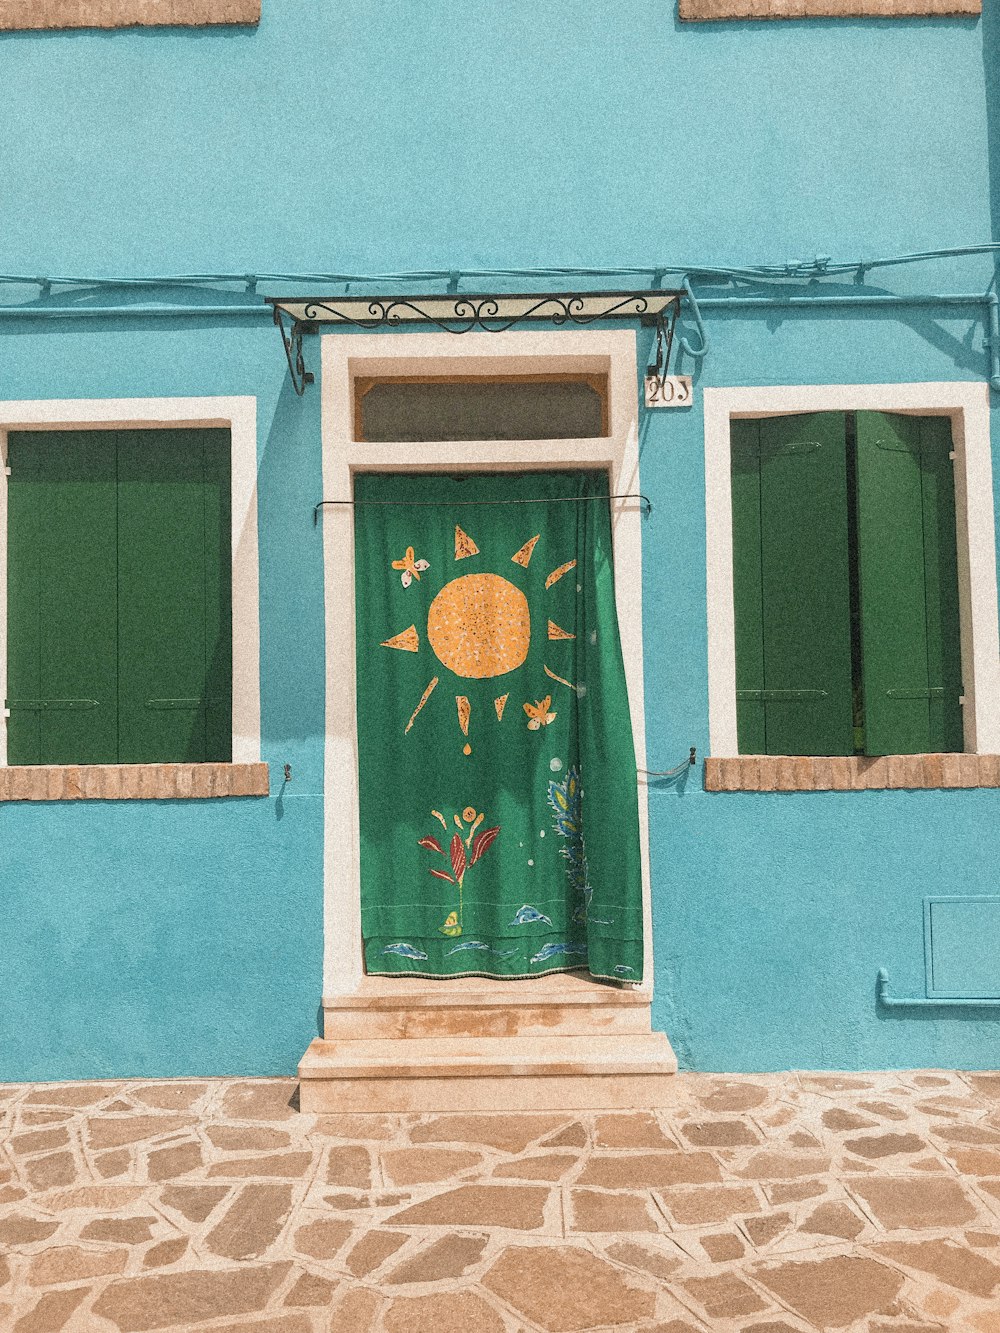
0,242,999,292
1,247,998,388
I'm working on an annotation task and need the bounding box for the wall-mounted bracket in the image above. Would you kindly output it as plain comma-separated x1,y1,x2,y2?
267,290,682,394
273,305,316,397
643,299,695,407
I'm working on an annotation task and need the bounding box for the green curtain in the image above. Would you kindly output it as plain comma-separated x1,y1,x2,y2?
355,470,643,982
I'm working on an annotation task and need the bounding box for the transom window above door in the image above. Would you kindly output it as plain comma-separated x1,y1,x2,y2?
354,374,609,442
731,410,963,759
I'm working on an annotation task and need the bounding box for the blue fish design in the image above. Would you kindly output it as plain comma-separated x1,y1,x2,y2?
489,948,519,958
509,905,553,927
446,940,490,954
613,964,635,975
382,943,428,960
530,942,589,964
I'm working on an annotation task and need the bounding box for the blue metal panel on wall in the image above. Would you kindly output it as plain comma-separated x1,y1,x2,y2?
924,897,1000,1000
1,3,1000,1075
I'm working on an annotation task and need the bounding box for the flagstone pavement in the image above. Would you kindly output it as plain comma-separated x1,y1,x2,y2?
5,1072,1000,1332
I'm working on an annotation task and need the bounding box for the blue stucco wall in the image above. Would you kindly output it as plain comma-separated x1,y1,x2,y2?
0,7,991,280
0,325,326,1078
1,3,999,1076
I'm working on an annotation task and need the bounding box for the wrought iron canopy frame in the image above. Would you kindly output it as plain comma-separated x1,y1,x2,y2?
266,290,683,395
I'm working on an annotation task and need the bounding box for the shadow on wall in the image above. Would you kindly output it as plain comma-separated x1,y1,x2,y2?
0,20,259,46
985,3,1000,244
726,282,987,378
256,372,325,783
638,278,991,413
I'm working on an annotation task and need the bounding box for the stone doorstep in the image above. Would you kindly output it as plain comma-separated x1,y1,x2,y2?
300,1033,676,1079
323,974,654,1041
327,1004,653,1040
298,1068,679,1113
297,1032,677,1113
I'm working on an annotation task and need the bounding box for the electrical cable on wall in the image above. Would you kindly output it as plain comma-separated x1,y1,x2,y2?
3,245,999,392
1,242,999,292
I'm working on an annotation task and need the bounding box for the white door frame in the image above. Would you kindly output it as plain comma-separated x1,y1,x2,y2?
319,329,653,999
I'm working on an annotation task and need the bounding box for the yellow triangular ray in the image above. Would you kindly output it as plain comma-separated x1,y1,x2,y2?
544,665,577,692
405,676,439,734
545,559,577,590
382,625,419,652
494,693,509,721
548,620,576,641
511,534,540,568
456,695,471,735
455,525,480,560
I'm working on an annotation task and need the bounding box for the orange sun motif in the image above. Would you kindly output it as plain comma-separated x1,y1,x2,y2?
428,574,530,679
381,527,578,754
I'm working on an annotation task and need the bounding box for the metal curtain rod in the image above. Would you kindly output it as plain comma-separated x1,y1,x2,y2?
639,748,698,778
313,492,653,525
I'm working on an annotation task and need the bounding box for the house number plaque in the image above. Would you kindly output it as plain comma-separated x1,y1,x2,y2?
644,374,693,408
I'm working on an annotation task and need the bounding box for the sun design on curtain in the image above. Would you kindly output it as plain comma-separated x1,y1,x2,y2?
356,470,643,983
380,523,578,755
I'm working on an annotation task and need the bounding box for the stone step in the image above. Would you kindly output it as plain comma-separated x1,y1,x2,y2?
297,1032,678,1113
322,973,653,1040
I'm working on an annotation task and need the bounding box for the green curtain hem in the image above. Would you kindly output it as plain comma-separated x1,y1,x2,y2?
363,963,607,982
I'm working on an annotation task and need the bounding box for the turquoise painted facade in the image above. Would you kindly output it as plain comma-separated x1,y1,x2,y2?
2,3,1000,1077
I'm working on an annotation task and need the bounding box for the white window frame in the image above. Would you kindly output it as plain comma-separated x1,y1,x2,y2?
705,382,1000,757
0,397,261,765
320,329,652,999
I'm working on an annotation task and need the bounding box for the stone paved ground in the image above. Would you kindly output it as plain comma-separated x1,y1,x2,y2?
4,1073,1000,1331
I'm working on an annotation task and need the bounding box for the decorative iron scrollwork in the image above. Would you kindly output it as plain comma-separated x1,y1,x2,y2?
297,292,668,335
266,290,682,393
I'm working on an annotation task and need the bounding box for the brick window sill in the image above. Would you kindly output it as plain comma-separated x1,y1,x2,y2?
679,0,978,17
0,762,269,801
704,754,1000,792
0,1,260,30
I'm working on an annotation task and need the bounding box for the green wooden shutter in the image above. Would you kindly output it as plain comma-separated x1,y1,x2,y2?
730,414,854,756
117,429,232,764
920,417,964,753
856,411,963,755
201,433,233,764
7,432,118,765
759,413,853,756
731,420,767,754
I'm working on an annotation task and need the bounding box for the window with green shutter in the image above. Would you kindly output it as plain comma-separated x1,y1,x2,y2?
731,411,963,758
6,428,232,766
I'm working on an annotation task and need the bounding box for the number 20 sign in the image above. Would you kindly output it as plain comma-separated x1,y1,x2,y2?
644,374,693,408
